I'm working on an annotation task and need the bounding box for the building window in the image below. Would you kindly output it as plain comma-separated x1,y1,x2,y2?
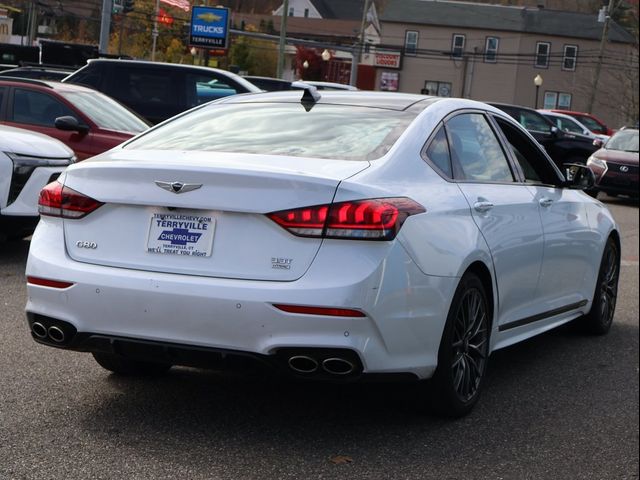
535,42,550,68
543,91,572,110
451,34,465,59
422,80,452,97
405,31,419,56
484,36,499,63
304,8,309,17
288,7,294,16
563,45,578,71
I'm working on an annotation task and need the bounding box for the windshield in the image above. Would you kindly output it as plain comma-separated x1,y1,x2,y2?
571,114,605,133
59,90,149,133
126,102,417,161
606,130,639,152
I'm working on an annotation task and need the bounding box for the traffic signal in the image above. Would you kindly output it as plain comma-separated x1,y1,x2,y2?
123,0,134,14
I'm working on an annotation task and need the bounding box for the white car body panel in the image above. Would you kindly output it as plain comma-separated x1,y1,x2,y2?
0,125,73,219
24,96,620,380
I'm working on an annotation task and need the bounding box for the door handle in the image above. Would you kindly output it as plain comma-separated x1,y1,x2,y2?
539,197,554,207
473,201,494,213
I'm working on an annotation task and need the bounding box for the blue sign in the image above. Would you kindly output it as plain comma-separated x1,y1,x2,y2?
189,6,230,49
158,228,202,246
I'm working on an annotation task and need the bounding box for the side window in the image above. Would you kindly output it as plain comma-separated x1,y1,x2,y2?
186,73,242,108
68,65,102,88
512,109,552,134
493,117,561,185
112,68,177,106
446,113,514,183
11,89,75,127
424,126,453,178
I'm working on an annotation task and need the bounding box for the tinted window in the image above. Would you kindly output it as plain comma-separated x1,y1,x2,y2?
504,107,552,134
11,89,75,126
111,67,179,106
494,117,561,185
67,64,102,88
446,113,514,182
127,103,417,161
425,126,452,177
186,73,242,108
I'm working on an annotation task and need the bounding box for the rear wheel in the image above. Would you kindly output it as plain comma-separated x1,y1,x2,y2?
582,237,620,335
92,352,172,376
429,272,490,417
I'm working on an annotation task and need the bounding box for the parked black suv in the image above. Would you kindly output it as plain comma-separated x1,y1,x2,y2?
63,59,261,124
489,103,598,168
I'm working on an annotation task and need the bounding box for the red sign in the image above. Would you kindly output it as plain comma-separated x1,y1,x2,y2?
374,52,401,69
158,8,173,25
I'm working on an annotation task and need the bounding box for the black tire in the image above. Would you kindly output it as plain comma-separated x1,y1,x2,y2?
429,272,490,417
92,352,172,376
582,237,620,335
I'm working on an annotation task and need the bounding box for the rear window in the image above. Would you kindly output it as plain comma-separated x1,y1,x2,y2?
606,130,639,153
126,102,417,161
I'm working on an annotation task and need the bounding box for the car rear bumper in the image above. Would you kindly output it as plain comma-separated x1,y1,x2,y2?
26,218,459,379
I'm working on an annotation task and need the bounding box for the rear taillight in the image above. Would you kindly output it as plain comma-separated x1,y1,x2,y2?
38,181,103,219
268,197,425,240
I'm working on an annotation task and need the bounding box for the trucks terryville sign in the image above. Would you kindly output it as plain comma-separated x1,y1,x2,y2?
189,6,230,49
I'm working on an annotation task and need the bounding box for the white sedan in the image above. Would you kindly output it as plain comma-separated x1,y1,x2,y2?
25,90,620,417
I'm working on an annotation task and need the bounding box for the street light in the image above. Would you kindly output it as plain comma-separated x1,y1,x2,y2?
534,74,543,109
321,49,331,61
301,60,309,80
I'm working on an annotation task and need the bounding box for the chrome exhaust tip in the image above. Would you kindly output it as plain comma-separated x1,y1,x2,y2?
288,355,319,374
322,357,355,375
47,326,66,343
31,322,48,339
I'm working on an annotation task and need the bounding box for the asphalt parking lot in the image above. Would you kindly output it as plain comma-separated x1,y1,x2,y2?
0,195,638,480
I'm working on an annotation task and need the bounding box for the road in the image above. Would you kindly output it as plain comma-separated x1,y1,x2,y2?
1,196,638,480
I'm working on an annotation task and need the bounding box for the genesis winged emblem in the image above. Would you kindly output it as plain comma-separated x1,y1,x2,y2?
155,181,203,194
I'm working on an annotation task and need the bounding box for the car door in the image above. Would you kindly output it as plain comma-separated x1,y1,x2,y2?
491,114,599,313
5,87,95,159
445,111,545,328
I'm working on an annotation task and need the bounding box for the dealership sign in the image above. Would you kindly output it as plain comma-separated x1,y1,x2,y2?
373,51,402,69
189,6,230,49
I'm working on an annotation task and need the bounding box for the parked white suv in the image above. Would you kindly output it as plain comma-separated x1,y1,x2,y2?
0,125,75,240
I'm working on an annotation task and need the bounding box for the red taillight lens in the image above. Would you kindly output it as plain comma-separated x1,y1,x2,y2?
268,197,425,240
38,182,103,219
273,304,366,317
27,276,74,289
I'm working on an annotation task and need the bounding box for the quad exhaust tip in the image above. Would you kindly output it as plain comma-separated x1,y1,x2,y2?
322,358,355,375
47,326,66,343
288,355,319,374
31,322,48,339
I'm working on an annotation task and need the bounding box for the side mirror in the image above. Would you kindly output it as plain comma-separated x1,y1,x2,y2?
593,138,604,148
564,163,595,190
550,126,560,137
55,116,89,135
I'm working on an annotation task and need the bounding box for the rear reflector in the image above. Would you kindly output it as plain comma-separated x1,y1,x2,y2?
27,276,74,289
38,181,103,219
268,197,425,241
273,304,366,317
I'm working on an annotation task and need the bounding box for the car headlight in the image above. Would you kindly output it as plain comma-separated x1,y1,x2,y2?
6,152,74,173
586,156,607,169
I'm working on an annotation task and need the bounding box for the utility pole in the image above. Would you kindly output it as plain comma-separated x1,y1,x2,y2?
99,0,113,53
587,0,616,113
151,0,160,61
26,0,38,46
276,0,289,78
350,0,372,87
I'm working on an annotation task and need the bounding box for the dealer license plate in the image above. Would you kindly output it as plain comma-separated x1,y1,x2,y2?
147,213,215,257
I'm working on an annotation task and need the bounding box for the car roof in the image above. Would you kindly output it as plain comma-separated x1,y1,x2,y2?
0,77,101,93
218,90,442,112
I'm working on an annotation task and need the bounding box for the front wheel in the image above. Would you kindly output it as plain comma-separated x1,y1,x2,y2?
582,237,620,335
429,272,490,417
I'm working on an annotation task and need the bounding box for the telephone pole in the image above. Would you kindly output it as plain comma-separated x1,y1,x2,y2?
99,0,113,53
349,0,372,87
276,0,289,78
587,0,616,113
